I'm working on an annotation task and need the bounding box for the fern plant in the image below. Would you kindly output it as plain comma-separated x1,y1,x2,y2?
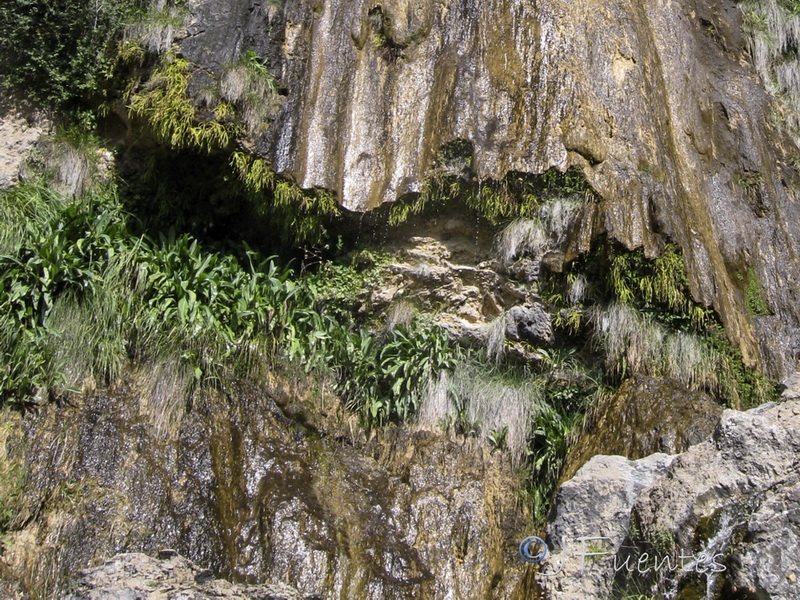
129,55,238,152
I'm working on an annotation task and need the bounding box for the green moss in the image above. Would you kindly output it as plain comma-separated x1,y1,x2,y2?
693,509,722,551
674,574,706,600
648,528,675,555
745,268,769,316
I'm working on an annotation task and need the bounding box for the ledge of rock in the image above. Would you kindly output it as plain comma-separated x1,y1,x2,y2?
64,552,318,600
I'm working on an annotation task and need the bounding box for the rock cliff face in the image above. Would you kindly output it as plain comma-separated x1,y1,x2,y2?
0,380,529,599
3,0,800,598
175,0,800,378
545,400,800,599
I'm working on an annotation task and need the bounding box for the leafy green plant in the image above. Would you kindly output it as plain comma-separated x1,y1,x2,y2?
0,0,146,108
340,319,459,425
129,54,238,152
229,151,340,245
487,425,509,451
524,404,581,526
744,268,769,315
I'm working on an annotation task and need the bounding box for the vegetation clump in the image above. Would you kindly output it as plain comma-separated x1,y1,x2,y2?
389,161,594,226
738,0,800,136
129,55,238,152
0,0,148,108
544,240,779,408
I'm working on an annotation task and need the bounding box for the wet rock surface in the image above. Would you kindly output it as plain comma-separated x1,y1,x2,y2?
545,400,800,600
561,375,723,481
65,552,313,600
0,378,529,599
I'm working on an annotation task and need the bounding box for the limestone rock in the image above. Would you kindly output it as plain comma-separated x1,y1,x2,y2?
545,400,800,599
542,453,674,600
561,375,723,481
0,99,48,190
64,552,312,599
780,371,800,400
0,384,528,599
504,304,554,346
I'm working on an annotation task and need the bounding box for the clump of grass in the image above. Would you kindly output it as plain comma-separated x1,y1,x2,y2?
662,331,721,391
417,358,546,466
453,362,544,466
0,184,68,254
485,314,508,363
744,268,770,315
124,1,187,55
590,302,727,395
139,356,192,436
539,196,582,244
495,218,549,266
385,300,415,331
220,50,281,134
566,274,589,305
416,371,452,433
591,302,666,379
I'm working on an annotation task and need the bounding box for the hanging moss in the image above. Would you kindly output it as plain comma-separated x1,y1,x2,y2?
388,165,595,226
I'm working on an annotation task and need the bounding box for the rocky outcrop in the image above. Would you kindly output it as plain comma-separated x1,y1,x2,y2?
561,375,723,481
66,552,314,600
544,400,800,599
174,0,800,376
542,453,674,600
0,377,530,599
0,97,48,190
504,304,553,347
360,204,550,349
